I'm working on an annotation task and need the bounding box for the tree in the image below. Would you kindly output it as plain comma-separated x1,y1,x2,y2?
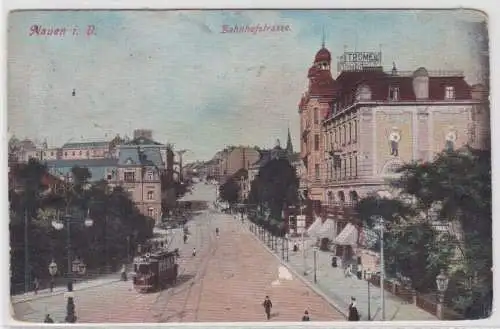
249,158,299,220
356,146,492,318
219,178,240,205
9,159,154,293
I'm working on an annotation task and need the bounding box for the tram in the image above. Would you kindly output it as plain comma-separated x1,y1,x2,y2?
132,250,179,292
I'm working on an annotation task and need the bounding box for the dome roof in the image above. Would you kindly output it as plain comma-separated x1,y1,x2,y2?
413,67,429,77
315,47,331,62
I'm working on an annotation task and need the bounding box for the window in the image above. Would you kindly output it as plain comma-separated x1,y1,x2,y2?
79,151,82,155
64,152,68,157
148,208,154,217
445,86,455,100
315,164,320,180
86,151,89,157
72,151,75,156
348,122,352,143
354,153,358,177
314,108,319,124
343,158,347,177
354,120,358,143
124,172,135,183
50,152,54,156
107,173,112,180
314,135,320,151
146,171,154,180
147,191,154,200
334,128,338,144
343,125,347,145
389,87,400,101
349,156,353,177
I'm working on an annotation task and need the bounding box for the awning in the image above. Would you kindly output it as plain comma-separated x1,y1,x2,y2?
334,223,358,246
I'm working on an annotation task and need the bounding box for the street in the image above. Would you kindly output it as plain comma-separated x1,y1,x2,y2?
12,183,344,323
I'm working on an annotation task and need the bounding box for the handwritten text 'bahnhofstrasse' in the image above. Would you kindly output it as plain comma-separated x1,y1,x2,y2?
221,24,291,34
28,25,96,37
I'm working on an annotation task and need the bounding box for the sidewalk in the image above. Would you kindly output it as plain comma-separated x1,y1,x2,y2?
241,221,438,321
11,273,122,304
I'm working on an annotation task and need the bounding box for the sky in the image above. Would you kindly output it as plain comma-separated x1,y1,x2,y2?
7,9,488,162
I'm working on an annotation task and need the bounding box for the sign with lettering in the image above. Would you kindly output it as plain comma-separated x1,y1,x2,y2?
337,51,382,72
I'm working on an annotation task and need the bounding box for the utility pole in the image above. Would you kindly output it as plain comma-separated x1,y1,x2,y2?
380,217,385,321
176,150,188,182
24,209,29,294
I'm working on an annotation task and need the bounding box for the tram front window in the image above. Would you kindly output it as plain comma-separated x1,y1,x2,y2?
137,264,150,274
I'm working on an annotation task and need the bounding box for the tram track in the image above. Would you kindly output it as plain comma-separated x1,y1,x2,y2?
152,211,219,322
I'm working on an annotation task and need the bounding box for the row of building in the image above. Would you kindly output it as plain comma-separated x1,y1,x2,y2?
9,129,183,224
196,130,303,203
297,44,490,267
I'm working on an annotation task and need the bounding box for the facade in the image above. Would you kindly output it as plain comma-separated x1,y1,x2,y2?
321,65,490,206
114,145,163,224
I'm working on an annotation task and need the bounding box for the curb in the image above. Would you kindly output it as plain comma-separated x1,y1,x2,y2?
241,222,349,319
12,278,122,304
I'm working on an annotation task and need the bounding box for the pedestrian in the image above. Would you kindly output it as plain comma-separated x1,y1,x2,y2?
262,296,272,320
121,264,127,281
44,314,54,323
192,248,196,256
33,277,39,295
348,297,360,321
302,310,310,321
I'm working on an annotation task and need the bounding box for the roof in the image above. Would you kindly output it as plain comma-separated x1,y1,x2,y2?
117,146,164,167
44,158,118,182
315,47,331,63
331,67,472,110
62,141,110,149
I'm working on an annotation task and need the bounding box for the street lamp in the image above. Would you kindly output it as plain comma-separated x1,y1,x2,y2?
365,271,372,320
52,210,93,287
371,215,385,321
436,269,449,320
48,260,58,292
313,247,319,283
285,233,289,262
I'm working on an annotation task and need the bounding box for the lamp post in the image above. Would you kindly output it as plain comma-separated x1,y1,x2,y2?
313,247,319,283
436,269,449,320
365,271,372,320
371,215,385,321
285,233,289,261
52,210,94,288
48,260,58,292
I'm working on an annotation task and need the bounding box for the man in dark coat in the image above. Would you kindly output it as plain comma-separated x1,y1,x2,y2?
348,296,360,321
262,296,272,320
302,310,310,321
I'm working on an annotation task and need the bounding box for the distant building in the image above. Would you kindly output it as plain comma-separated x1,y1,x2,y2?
218,146,260,182
61,141,112,160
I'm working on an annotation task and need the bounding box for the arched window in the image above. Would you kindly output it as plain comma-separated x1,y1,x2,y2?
350,191,359,203
338,191,345,203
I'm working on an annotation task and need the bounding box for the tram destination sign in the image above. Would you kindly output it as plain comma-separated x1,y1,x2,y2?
337,51,382,72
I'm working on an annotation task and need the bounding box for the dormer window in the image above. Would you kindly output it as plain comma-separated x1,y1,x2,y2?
389,86,400,101
445,86,455,100
146,171,154,180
